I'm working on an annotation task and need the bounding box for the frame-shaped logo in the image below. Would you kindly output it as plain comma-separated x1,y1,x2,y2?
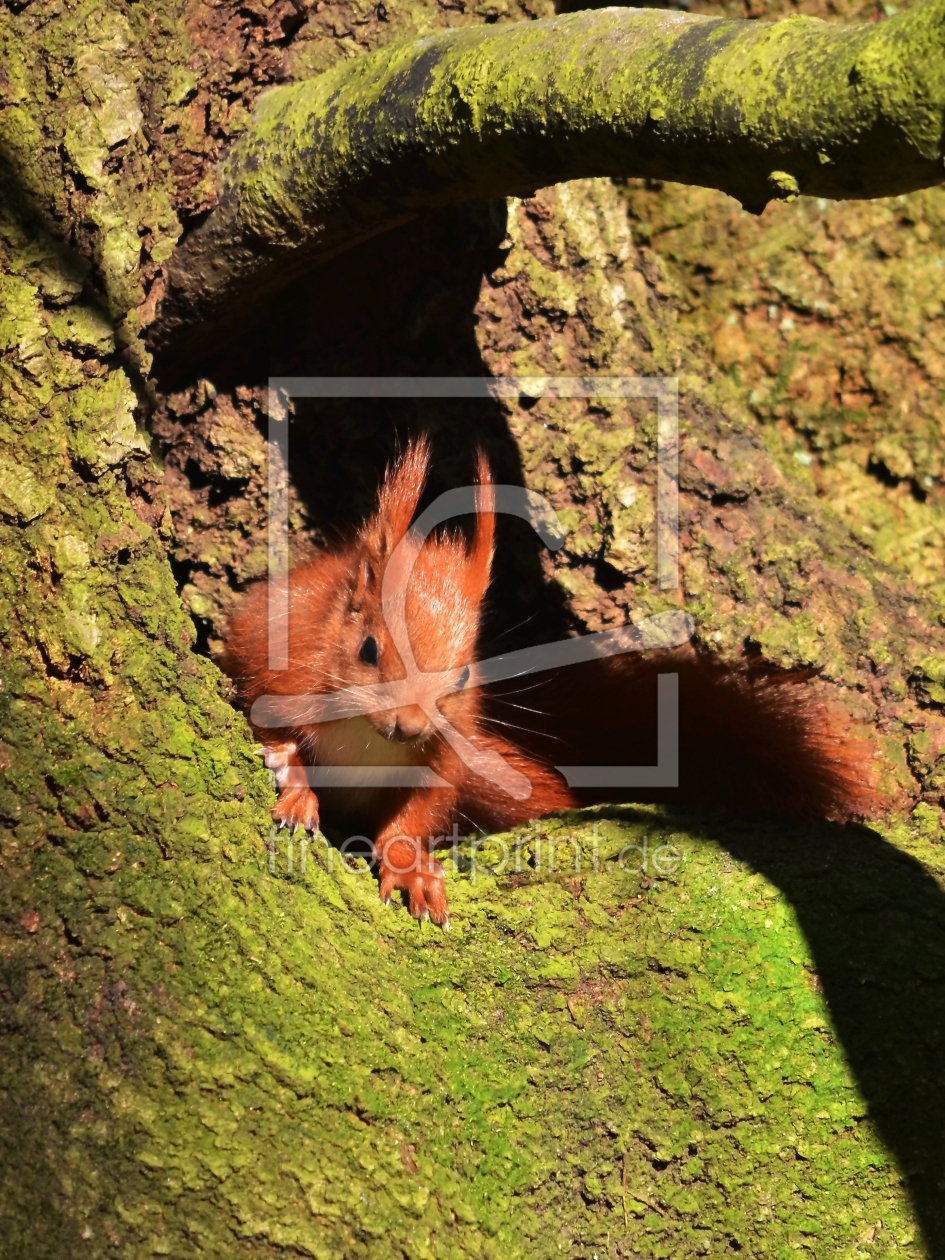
256,376,692,793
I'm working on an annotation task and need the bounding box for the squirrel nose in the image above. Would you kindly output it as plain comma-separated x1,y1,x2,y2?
394,706,428,741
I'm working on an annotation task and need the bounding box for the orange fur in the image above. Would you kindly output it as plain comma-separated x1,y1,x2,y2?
220,439,881,926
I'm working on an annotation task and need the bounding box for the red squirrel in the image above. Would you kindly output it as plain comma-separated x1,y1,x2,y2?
220,438,881,926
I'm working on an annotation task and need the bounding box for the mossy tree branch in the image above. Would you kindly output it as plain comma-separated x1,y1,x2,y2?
154,0,945,351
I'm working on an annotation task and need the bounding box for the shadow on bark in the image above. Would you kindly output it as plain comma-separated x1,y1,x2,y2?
0,149,96,314
596,805,945,1255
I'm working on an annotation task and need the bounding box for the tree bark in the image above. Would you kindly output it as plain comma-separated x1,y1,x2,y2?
1,0,945,1256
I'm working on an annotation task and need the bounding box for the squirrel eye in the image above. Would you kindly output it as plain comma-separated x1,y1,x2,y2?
359,635,379,667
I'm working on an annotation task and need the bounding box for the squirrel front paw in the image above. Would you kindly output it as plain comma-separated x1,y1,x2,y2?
260,741,320,832
377,838,449,926
273,785,320,833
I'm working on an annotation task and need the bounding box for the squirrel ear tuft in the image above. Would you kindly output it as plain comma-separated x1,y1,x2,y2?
360,437,431,563
378,437,431,544
466,449,495,603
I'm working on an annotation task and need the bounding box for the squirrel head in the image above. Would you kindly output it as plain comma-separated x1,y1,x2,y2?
343,438,495,745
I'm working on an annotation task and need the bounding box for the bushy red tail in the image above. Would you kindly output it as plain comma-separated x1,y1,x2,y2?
484,646,881,823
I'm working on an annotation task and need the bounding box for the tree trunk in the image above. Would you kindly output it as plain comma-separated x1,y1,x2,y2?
1,0,945,1256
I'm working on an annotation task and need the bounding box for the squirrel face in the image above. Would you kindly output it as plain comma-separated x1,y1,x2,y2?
220,438,494,757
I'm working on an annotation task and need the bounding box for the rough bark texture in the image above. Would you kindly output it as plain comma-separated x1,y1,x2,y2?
2,0,945,1258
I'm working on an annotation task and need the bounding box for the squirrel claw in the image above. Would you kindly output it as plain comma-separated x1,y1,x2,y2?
377,840,450,927
272,784,320,834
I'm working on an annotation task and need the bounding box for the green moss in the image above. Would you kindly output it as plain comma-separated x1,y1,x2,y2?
8,794,940,1257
